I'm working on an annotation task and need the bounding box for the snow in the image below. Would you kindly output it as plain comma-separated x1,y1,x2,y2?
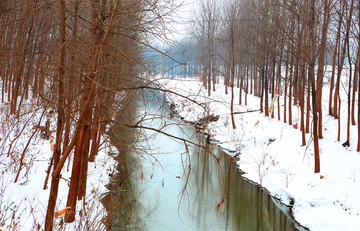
0,99,117,230
1,64,360,230
156,69,360,231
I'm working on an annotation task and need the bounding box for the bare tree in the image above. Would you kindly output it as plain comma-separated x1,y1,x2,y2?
193,0,219,96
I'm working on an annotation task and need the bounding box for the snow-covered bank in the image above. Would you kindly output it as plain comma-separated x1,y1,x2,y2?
157,75,360,231
0,100,117,230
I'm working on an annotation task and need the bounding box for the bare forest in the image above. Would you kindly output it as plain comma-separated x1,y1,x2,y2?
1,0,360,230
0,0,178,230
192,0,360,173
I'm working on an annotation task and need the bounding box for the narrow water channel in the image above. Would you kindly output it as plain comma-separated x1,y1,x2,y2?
103,89,304,231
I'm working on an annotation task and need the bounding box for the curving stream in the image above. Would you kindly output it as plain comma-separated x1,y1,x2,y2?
103,88,305,231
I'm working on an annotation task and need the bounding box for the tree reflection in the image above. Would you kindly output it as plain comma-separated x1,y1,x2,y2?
184,140,300,231
102,152,146,231
102,96,147,231
102,89,303,231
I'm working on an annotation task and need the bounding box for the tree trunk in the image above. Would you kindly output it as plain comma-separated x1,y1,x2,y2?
238,65,242,104
230,25,236,129
357,16,360,151
284,54,289,123
245,65,249,106
260,65,264,113
334,0,354,119
225,64,229,95
45,1,66,229
277,43,283,121
300,61,306,146
65,125,86,222
306,66,311,134
351,47,360,125
346,35,352,142
289,52,294,125
329,18,342,116
270,57,275,119
264,59,269,117
309,0,320,173
11,23,33,115
316,0,330,138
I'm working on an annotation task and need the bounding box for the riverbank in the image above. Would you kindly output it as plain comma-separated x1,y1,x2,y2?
0,99,117,230
157,75,360,231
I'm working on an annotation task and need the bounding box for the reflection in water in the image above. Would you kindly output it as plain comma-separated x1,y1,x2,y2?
187,142,299,230
102,92,147,231
102,153,145,231
103,89,302,231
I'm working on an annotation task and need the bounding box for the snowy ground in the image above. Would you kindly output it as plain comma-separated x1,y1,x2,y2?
156,69,360,231
1,66,360,230
0,98,117,230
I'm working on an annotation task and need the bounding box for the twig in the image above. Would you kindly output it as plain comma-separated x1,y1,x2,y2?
233,109,260,114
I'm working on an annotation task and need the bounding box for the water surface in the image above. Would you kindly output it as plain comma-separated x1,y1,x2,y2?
104,89,302,231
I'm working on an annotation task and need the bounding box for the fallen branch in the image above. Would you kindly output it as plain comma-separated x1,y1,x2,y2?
233,109,260,115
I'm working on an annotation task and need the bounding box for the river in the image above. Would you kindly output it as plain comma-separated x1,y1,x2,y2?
103,88,305,231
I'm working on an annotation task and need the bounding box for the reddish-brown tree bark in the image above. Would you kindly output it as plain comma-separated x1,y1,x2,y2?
329,15,342,116
333,0,354,119
45,0,66,229
351,48,360,126
316,0,330,139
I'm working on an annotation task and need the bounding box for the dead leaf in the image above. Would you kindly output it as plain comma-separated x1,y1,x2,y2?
55,207,71,218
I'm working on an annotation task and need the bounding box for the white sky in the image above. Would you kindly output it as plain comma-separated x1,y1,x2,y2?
166,0,197,39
